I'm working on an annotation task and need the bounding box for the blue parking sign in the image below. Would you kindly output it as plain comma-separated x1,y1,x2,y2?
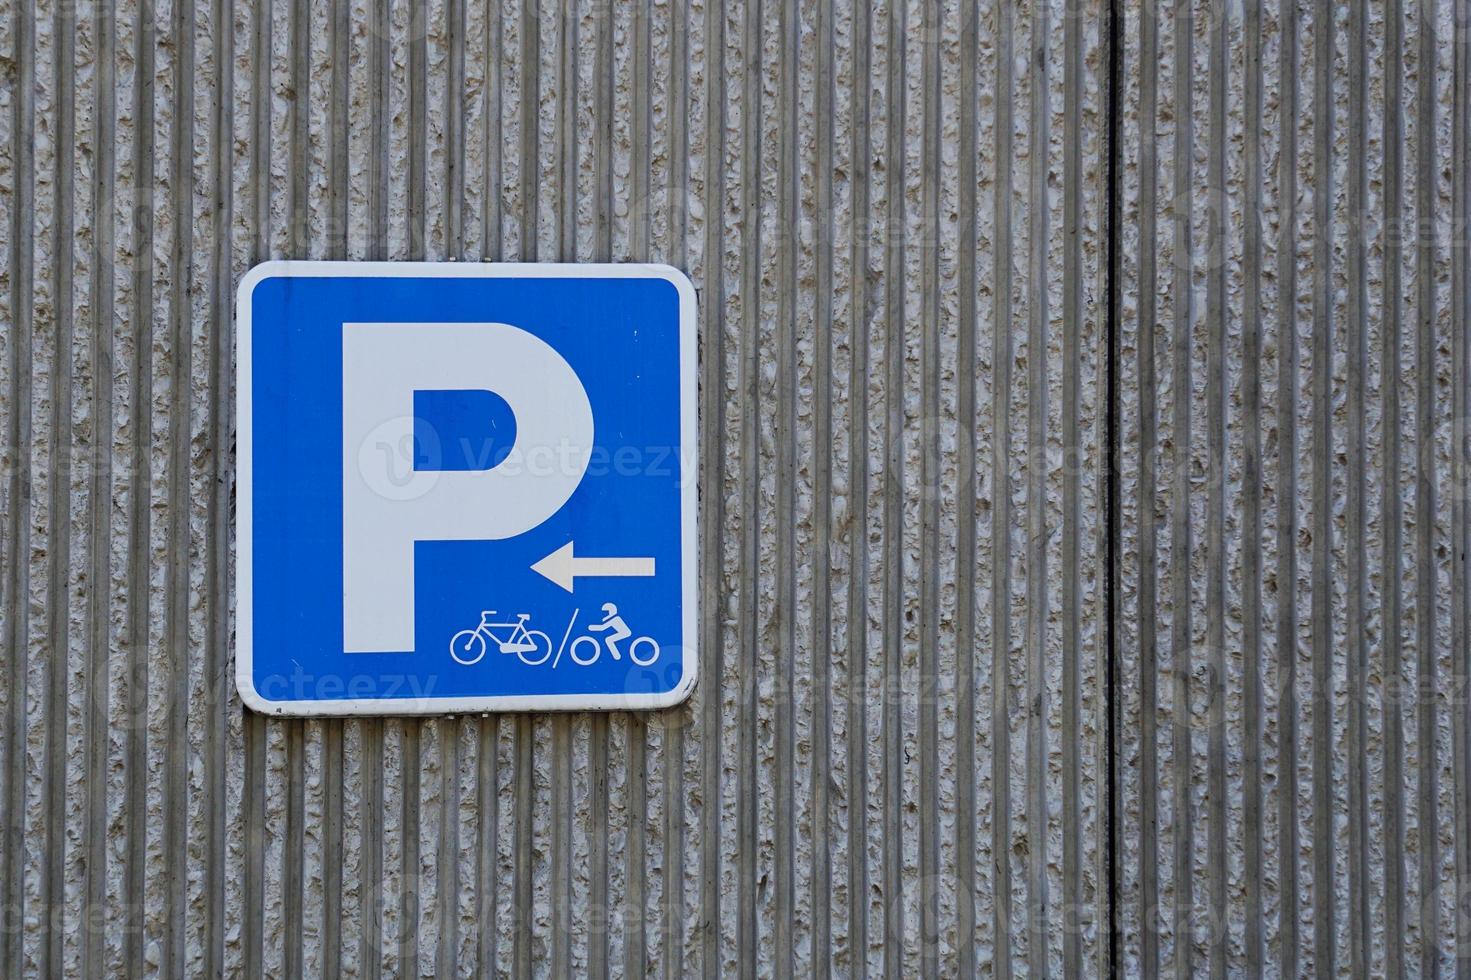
236,262,698,715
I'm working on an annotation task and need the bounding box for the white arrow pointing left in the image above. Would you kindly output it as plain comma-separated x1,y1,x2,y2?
531,541,656,592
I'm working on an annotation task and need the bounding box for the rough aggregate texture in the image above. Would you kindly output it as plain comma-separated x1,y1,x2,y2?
1116,0,1471,975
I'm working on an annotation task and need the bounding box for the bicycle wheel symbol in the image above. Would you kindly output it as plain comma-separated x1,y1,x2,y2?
450,629,487,665
516,630,554,666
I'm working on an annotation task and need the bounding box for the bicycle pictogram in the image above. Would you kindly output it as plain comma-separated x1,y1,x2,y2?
449,611,554,666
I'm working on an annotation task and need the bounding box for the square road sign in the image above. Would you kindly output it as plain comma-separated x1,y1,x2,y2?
237,262,698,715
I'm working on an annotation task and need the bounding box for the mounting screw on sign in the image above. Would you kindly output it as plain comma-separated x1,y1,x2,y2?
236,261,698,716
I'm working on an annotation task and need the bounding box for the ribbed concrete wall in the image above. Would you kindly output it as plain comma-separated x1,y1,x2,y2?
0,0,1110,976
1115,0,1471,975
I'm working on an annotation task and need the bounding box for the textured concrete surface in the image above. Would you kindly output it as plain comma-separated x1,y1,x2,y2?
1116,0,1471,975
0,0,1110,976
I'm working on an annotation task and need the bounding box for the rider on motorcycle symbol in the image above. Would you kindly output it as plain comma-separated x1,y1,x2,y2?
587,602,633,660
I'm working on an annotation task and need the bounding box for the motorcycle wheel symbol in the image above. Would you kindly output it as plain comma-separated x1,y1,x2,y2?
568,634,660,667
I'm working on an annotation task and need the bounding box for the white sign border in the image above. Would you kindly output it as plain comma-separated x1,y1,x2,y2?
236,260,699,716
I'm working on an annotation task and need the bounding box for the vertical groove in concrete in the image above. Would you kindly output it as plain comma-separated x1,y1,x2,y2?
439,4,468,975
474,8,504,975
843,0,871,973
242,1,271,976
1406,0,1441,971
546,2,574,977
1308,0,1334,969
1453,0,1471,974
1380,0,1408,974
1169,0,1195,973
82,0,119,975
40,0,73,975
401,7,430,972
1240,0,1266,973
991,0,1016,973
164,0,196,974
359,0,389,974
1203,0,1227,975
954,2,980,975
123,1,155,973
1023,0,1051,972
696,0,725,974
774,0,798,974
878,2,904,975
660,0,690,973
1343,1,1370,974
917,0,942,974
621,3,650,969
737,0,762,975
1061,0,1085,969
283,1,310,975
0,0,1113,974
809,0,836,975
1130,0,1161,972
321,0,351,974
0,2,32,976
511,4,538,975
1276,0,1302,970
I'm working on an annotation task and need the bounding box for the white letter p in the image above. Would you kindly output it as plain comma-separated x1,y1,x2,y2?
341,322,593,653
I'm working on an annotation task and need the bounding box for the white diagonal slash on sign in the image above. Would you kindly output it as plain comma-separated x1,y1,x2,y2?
531,541,656,593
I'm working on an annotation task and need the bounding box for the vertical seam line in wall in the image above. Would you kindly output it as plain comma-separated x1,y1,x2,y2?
1104,0,1122,975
